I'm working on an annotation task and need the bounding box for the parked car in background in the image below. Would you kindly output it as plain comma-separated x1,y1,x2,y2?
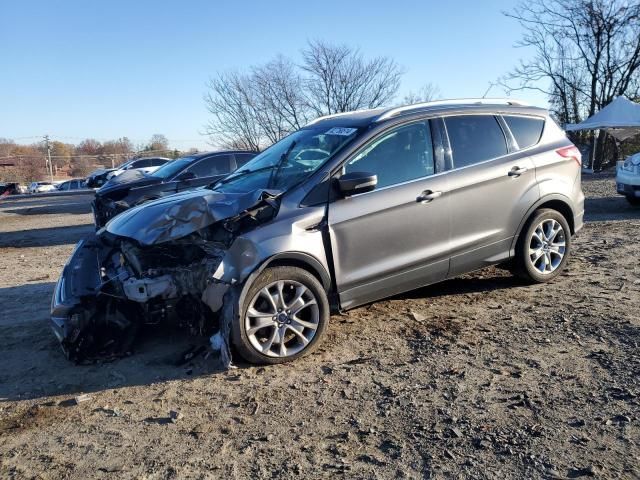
0,183,24,196
56,179,89,191
28,181,57,194
52,99,584,365
86,168,116,188
108,157,170,179
92,150,256,227
86,158,171,188
616,152,640,205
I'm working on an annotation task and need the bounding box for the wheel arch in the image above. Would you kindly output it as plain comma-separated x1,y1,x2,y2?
510,194,576,255
251,252,332,293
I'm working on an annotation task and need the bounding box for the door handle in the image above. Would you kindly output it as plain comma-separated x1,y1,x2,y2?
508,166,529,177
416,190,442,203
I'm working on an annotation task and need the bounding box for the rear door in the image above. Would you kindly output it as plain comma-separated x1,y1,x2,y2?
443,114,539,276
328,120,451,309
177,154,234,191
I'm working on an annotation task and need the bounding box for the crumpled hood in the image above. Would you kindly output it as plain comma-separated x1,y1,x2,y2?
104,188,280,245
98,169,162,195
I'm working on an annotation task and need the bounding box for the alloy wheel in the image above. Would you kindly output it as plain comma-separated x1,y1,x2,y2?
244,280,319,357
528,218,566,274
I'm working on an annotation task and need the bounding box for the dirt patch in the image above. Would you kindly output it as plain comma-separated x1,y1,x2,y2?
0,178,639,479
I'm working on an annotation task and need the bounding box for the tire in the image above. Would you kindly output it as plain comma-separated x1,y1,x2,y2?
231,266,330,365
625,195,640,206
514,208,571,283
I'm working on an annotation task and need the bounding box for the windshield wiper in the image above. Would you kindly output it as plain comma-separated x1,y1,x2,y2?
268,141,296,189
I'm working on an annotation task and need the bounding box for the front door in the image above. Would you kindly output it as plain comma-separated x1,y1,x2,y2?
328,120,451,309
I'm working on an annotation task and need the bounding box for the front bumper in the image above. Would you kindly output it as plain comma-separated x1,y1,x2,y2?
616,165,640,197
50,236,106,359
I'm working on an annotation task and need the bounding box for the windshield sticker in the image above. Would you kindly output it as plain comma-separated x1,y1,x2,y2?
325,127,357,136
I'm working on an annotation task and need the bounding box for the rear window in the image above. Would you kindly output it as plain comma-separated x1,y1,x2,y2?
132,159,151,168
235,153,255,168
445,115,508,168
503,115,544,150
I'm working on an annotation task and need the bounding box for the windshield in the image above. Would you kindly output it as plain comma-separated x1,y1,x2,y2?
212,126,359,194
150,157,193,179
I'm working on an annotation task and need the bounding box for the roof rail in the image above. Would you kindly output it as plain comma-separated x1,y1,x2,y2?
375,98,530,122
305,108,377,126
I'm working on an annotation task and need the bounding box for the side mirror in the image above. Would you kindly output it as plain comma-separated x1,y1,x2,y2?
177,171,196,181
337,171,378,196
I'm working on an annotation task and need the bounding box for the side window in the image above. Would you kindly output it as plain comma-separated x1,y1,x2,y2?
445,115,508,168
235,153,255,168
187,155,232,177
503,115,544,150
130,159,148,169
344,122,434,189
151,158,167,166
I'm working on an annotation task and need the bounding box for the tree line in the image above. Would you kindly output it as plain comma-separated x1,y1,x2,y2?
0,134,197,183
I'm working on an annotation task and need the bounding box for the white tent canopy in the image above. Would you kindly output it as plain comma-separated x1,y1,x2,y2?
566,96,640,141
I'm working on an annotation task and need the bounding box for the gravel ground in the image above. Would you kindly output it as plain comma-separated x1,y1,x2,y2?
0,176,639,479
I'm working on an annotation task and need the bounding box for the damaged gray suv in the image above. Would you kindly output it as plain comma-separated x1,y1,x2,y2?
51,99,584,365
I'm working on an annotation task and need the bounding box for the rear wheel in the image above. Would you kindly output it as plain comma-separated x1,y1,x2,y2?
625,195,640,206
231,266,329,364
514,208,571,283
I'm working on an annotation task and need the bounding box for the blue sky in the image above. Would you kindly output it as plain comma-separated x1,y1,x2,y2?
0,0,546,150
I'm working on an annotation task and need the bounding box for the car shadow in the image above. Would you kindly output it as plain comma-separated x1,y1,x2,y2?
0,224,94,248
584,196,640,222
0,282,232,402
391,268,519,302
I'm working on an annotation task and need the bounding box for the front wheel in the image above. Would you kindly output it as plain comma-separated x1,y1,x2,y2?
514,208,571,283
231,266,330,364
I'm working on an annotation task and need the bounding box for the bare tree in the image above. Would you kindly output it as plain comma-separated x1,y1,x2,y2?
401,82,442,105
204,41,404,149
301,40,403,116
501,0,640,168
147,134,169,152
204,72,263,151
252,55,311,144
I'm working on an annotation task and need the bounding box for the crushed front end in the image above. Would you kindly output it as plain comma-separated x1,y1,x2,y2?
51,189,280,363
51,233,226,362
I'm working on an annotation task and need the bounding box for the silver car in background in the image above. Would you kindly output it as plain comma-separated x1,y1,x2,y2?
51,99,584,365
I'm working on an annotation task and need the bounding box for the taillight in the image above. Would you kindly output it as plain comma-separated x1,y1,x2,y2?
556,145,582,166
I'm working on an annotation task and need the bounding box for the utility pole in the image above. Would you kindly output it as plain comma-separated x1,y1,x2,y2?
44,135,54,183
